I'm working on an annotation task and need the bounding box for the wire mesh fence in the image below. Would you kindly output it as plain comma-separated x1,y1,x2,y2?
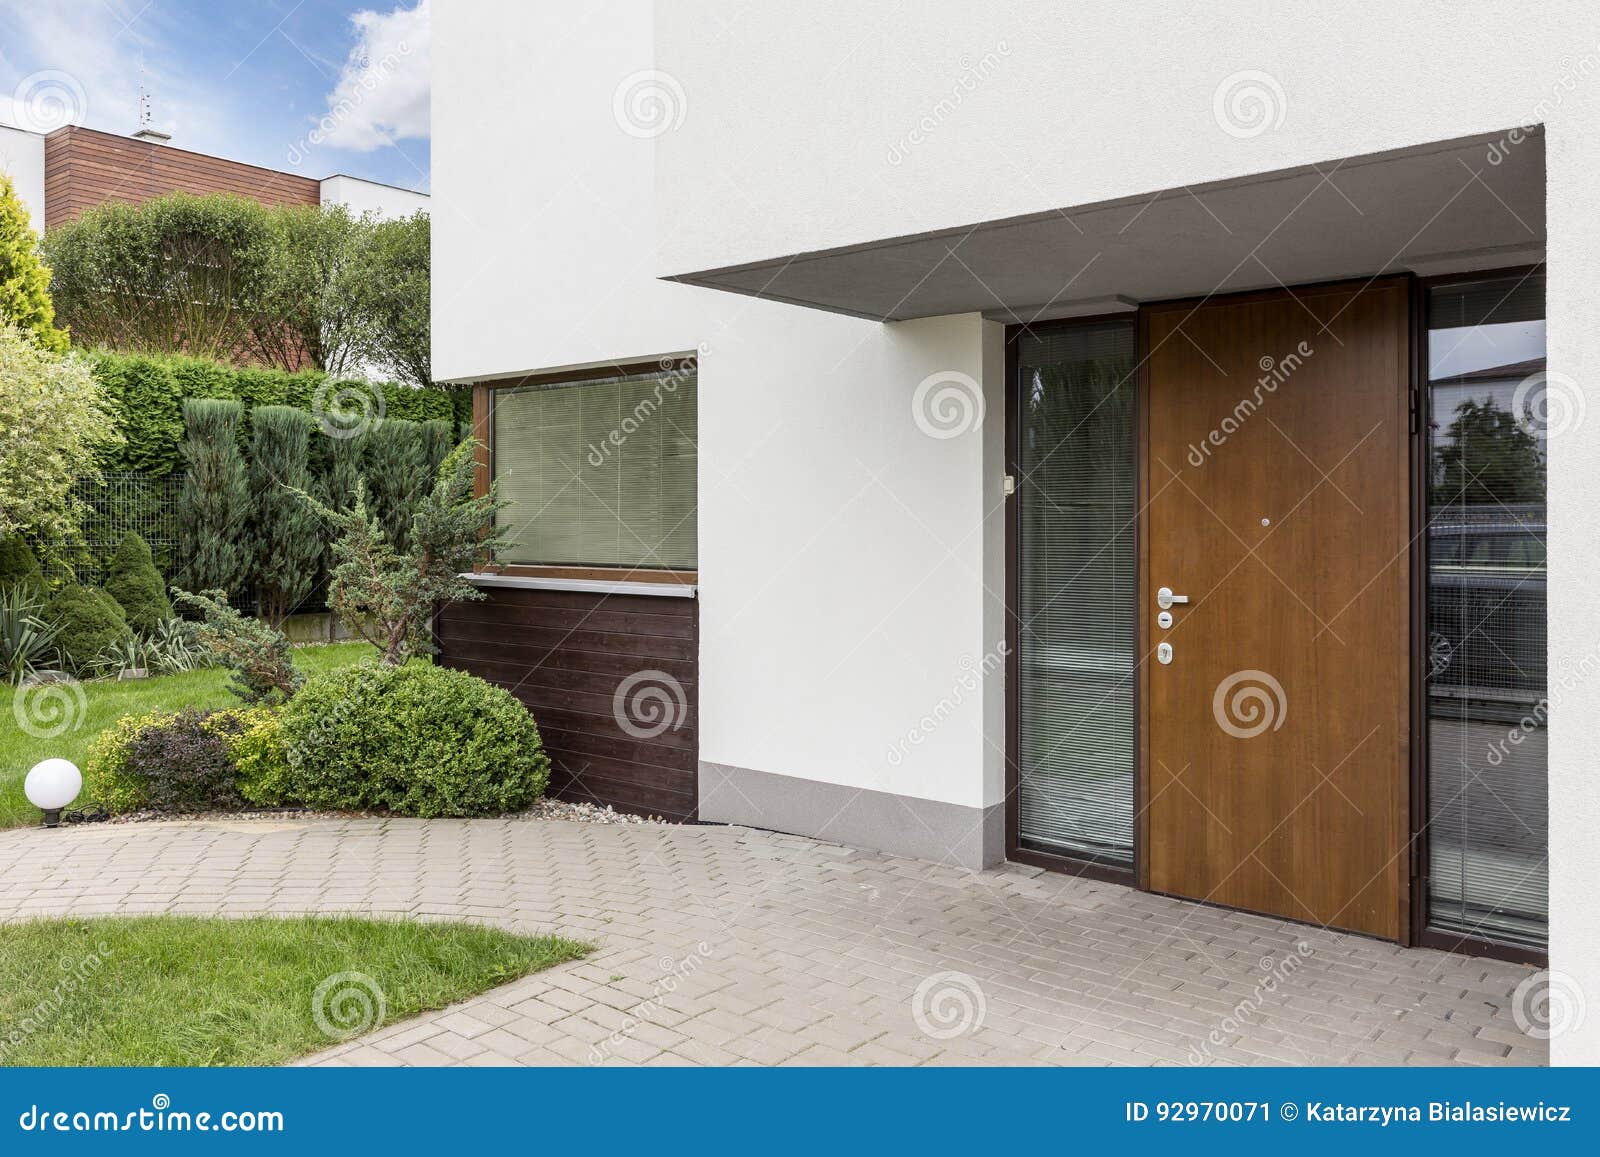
70,471,187,586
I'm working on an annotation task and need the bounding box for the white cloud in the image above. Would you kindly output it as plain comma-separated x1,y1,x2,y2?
315,0,430,151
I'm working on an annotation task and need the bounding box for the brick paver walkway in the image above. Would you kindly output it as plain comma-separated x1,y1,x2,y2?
0,816,1546,1066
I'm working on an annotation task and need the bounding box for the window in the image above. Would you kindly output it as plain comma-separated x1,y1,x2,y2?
491,366,697,570
1425,271,1547,949
1015,320,1137,866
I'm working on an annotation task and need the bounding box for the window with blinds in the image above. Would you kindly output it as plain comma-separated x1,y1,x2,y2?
1425,272,1547,949
1016,320,1137,866
491,368,697,570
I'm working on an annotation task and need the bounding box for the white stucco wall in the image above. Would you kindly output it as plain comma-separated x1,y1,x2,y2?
318,174,429,220
434,0,1006,818
0,123,46,233
438,0,1598,1062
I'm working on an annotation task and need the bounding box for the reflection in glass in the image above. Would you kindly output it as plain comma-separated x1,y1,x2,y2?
1016,321,1136,865
1426,272,1548,949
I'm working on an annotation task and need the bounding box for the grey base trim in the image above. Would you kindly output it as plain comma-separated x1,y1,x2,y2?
699,763,1004,870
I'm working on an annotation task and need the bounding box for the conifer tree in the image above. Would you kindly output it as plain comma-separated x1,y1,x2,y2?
178,399,252,597
0,174,68,353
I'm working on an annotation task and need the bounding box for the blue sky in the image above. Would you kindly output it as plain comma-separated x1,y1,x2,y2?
0,0,430,191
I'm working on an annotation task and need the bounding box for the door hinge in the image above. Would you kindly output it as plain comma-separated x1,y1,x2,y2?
1003,474,1016,496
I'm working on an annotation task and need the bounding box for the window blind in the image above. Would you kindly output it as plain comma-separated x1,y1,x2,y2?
492,370,697,569
1016,321,1137,865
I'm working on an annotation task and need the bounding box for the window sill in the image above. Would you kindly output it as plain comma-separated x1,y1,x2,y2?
460,571,697,598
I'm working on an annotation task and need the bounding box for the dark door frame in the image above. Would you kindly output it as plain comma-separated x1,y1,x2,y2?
1002,274,1547,964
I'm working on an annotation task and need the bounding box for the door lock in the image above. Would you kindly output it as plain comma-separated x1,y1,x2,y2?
1157,642,1173,665
1156,586,1189,610
1157,610,1173,629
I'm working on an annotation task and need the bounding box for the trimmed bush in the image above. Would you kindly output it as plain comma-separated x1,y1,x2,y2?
279,663,550,817
86,350,470,478
123,708,251,812
84,707,274,814
231,708,291,806
85,711,160,813
46,584,131,672
0,537,45,595
103,533,173,633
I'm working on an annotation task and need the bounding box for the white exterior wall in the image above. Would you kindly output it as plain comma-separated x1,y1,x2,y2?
434,0,1006,824
438,0,1600,1062
0,124,46,233
318,174,430,220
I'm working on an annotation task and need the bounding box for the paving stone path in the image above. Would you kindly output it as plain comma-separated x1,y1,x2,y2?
0,816,1546,1066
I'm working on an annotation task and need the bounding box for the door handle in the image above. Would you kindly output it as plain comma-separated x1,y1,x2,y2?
1156,586,1189,610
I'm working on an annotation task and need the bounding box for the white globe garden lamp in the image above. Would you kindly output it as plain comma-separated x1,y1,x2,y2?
25,758,82,828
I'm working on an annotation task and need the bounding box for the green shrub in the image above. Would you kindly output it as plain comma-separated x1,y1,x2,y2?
0,537,44,595
83,706,274,814
46,584,131,672
103,533,173,633
122,707,252,812
231,708,291,806
85,710,163,813
90,353,184,474
279,663,550,817
86,350,469,478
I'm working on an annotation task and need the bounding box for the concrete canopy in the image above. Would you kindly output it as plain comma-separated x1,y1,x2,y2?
664,131,1544,322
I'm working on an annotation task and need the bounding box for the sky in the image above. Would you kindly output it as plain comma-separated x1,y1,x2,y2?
0,0,430,191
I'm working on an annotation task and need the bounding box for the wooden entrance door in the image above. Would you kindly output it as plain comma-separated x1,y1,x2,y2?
1141,280,1410,939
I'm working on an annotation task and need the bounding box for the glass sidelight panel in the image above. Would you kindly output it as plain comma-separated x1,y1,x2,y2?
1016,320,1137,865
1425,271,1548,949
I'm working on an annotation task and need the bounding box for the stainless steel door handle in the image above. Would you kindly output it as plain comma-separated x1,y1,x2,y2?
1156,586,1189,610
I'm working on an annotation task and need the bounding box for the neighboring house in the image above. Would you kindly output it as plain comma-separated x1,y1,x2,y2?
434,2,1597,1063
0,121,427,232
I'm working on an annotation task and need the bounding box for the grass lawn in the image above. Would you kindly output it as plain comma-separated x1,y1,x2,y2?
0,642,376,830
0,916,589,1066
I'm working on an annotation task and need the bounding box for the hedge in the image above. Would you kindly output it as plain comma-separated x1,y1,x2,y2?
87,351,471,476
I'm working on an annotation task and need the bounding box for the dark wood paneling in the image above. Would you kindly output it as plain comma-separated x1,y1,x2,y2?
437,585,698,821
43,126,320,229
